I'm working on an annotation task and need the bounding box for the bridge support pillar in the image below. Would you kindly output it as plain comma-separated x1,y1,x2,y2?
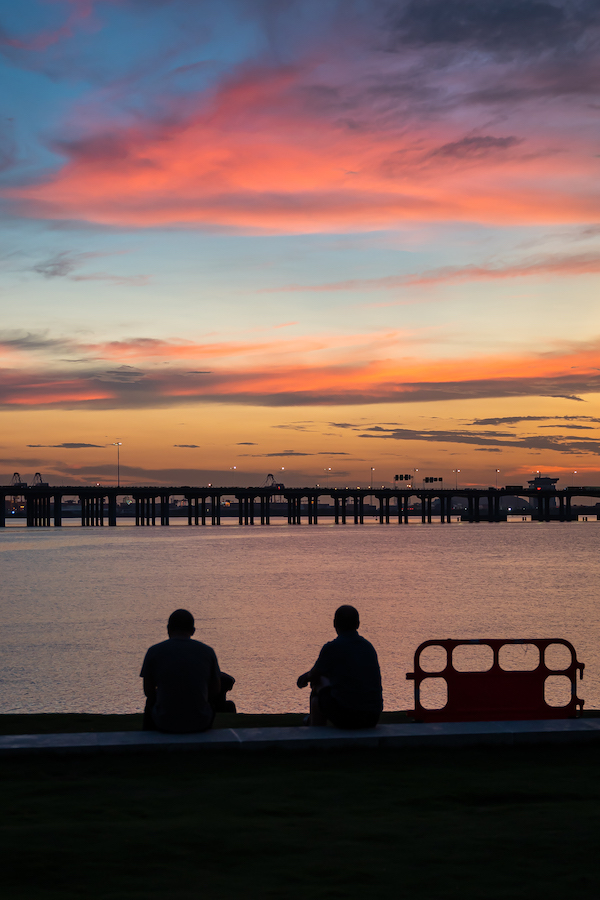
108,494,117,526
160,494,170,526
28,494,52,527
53,493,62,527
260,494,270,524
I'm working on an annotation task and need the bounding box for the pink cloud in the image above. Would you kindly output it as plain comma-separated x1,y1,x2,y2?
5,62,599,231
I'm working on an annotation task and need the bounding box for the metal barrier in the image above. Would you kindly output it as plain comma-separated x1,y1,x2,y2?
406,638,584,722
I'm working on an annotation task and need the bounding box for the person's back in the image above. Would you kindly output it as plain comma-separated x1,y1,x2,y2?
318,629,382,714
141,609,221,733
297,605,383,728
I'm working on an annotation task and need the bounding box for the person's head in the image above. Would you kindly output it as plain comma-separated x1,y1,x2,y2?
167,608,195,638
334,604,360,634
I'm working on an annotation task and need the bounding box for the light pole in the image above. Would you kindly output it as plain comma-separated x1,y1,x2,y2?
113,442,122,488
572,470,577,487
324,467,331,488
453,469,460,490
495,469,500,489
370,467,375,491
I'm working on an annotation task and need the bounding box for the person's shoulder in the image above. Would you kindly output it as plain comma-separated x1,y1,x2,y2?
320,636,339,651
189,639,218,656
315,637,337,660
141,639,170,670
357,632,377,648
343,631,378,653
356,632,375,644
145,638,170,655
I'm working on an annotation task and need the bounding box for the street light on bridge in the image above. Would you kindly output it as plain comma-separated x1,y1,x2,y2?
113,442,122,488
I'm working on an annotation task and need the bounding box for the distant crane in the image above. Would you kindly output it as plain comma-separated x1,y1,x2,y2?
263,473,285,491
10,472,28,507
31,473,49,487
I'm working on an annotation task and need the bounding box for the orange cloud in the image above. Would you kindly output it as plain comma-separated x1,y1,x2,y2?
6,65,599,231
1,335,599,409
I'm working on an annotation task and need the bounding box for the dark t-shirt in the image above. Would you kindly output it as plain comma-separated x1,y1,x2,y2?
140,637,221,733
313,631,383,714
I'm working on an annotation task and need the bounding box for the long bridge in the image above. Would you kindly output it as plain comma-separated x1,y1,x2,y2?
2,484,599,527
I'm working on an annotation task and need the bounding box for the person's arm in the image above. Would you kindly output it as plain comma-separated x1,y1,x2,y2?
143,676,157,707
209,672,222,704
208,653,222,705
297,668,314,689
297,648,326,688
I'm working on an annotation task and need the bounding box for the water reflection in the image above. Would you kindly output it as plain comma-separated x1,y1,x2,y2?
0,522,598,714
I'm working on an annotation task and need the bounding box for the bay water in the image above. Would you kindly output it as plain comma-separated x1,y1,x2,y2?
1,520,598,715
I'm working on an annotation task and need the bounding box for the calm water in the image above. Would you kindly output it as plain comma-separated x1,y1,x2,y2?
1,521,598,714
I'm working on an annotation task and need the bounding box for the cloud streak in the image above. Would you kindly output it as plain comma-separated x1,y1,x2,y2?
32,250,150,286
26,442,105,449
357,424,600,457
266,252,600,294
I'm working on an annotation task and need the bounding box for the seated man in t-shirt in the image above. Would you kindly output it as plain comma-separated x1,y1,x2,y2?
141,608,233,733
297,605,383,728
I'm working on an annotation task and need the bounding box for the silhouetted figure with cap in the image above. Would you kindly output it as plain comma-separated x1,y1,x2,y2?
141,608,235,733
297,605,383,728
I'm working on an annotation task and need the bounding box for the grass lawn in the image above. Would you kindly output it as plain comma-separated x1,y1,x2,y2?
1,736,599,899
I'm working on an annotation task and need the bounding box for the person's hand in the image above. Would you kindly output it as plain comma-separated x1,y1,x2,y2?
297,672,310,689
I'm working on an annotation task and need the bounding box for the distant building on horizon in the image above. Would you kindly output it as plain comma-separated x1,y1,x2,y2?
527,475,559,490
528,475,559,509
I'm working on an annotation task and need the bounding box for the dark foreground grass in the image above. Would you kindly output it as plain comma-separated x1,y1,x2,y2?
2,741,599,900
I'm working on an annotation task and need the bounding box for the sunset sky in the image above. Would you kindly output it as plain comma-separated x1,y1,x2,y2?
1,0,599,489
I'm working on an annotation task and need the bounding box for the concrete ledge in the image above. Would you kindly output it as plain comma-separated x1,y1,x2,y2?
2,718,600,756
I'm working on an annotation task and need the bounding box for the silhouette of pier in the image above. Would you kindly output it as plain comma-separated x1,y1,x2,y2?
2,484,599,527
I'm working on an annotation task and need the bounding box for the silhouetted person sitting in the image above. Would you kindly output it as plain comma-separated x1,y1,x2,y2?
297,605,383,728
141,609,235,733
